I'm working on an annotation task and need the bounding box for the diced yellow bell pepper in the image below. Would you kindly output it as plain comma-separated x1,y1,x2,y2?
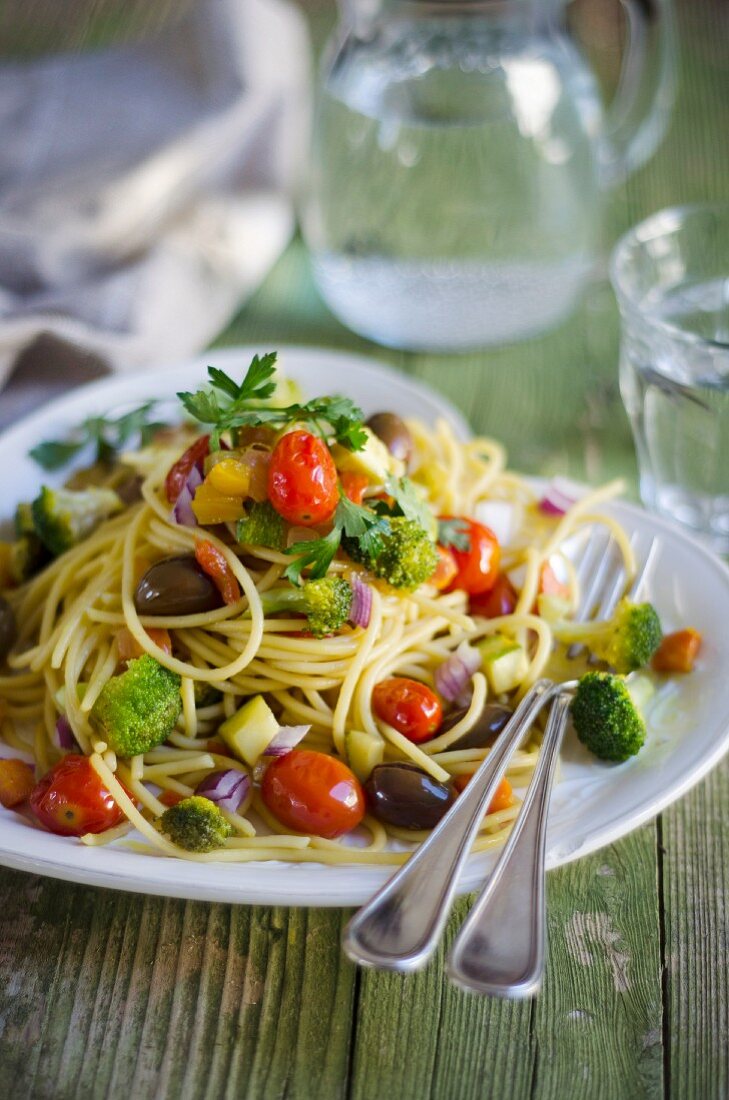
191,480,246,525
207,458,251,497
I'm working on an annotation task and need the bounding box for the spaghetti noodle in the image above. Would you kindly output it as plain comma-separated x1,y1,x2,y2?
0,362,633,865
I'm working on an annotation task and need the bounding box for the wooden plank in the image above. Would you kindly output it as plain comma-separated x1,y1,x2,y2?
0,871,356,1100
349,830,662,1100
661,756,729,1100
532,828,663,1100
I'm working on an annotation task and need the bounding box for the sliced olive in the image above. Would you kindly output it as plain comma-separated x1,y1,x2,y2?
0,597,17,663
365,762,455,830
366,412,414,467
134,555,223,617
438,703,513,750
115,474,144,505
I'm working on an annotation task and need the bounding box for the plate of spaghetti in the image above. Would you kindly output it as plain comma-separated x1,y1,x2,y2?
1,346,729,906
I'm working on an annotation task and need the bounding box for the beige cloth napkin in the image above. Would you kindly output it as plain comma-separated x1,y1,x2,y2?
0,0,310,394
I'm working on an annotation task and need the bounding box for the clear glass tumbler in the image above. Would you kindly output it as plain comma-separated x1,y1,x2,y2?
611,204,729,554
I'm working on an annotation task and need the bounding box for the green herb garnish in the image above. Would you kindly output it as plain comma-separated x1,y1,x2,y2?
178,353,368,452
284,492,391,586
30,402,166,471
437,517,471,551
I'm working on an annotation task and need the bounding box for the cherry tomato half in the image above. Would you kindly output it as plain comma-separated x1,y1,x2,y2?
340,470,369,506
469,573,518,618
267,430,339,526
165,435,210,503
372,678,443,744
440,517,500,596
261,750,365,838
431,545,458,591
29,754,126,837
194,540,241,605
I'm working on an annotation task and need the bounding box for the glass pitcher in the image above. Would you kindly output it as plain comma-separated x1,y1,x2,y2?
302,0,675,351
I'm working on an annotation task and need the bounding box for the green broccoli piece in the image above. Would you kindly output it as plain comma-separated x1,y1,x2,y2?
31,485,122,556
570,671,646,762
158,795,232,852
259,577,353,637
590,599,663,674
236,501,286,551
343,516,438,591
15,502,35,537
10,534,49,584
89,654,182,756
193,682,223,708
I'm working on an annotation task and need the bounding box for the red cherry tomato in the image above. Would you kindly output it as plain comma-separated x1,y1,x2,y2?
372,677,443,744
267,430,339,526
29,755,127,837
261,750,365,838
431,545,458,591
469,573,518,618
165,435,210,502
440,517,500,596
340,470,369,506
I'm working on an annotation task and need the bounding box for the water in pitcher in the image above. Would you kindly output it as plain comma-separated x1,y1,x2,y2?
620,277,729,551
304,24,601,349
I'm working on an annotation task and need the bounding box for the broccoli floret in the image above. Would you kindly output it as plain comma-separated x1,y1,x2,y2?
570,671,646,762
259,577,352,637
236,501,286,551
158,795,232,852
10,534,50,584
89,654,182,756
591,599,663,674
31,485,122,556
193,682,223,708
343,516,438,591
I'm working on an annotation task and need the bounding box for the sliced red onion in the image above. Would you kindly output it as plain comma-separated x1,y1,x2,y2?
195,768,251,813
263,724,310,757
53,715,77,750
349,574,373,629
172,464,203,526
538,477,582,517
434,641,482,703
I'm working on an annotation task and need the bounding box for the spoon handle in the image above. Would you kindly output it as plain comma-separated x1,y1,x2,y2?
342,678,557,973
446,691,573,997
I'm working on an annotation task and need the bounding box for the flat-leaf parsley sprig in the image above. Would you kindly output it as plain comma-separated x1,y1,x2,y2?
284,492,391,585
30,402,166,471
178,353,368,452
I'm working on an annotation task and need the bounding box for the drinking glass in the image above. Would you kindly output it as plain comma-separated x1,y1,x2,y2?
611,204,729,553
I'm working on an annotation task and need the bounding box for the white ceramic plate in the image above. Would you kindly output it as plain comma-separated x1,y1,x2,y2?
1,346,729,906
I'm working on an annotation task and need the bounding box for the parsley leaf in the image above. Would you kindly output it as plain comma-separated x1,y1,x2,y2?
283,490,391,585
29,401,165,471
178,353,367,452
384,475,434,532
438,517,472,551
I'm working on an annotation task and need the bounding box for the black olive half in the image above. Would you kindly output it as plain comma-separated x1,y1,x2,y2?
438,703,514,751
134,555,223,617
0,597,17,663
365,762,455,830
365,412,414,468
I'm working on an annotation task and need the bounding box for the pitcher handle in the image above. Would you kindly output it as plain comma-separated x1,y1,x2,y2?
587,0,677,185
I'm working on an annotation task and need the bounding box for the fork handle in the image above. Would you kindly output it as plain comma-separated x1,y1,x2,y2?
446,692,573,998
342,679,557,972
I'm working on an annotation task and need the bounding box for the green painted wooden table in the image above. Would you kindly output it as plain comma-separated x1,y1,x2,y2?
1,2,728,1097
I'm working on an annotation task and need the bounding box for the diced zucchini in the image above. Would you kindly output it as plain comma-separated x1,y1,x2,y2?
346,729,385,782
331,428,404,484
477,634,529,695
536,593,572,622
218,695,279,766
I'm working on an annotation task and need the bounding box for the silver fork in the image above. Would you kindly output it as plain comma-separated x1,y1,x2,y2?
446,533,657,997
342,528,656,976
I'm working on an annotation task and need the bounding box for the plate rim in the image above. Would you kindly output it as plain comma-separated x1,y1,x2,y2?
2,344,729,905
